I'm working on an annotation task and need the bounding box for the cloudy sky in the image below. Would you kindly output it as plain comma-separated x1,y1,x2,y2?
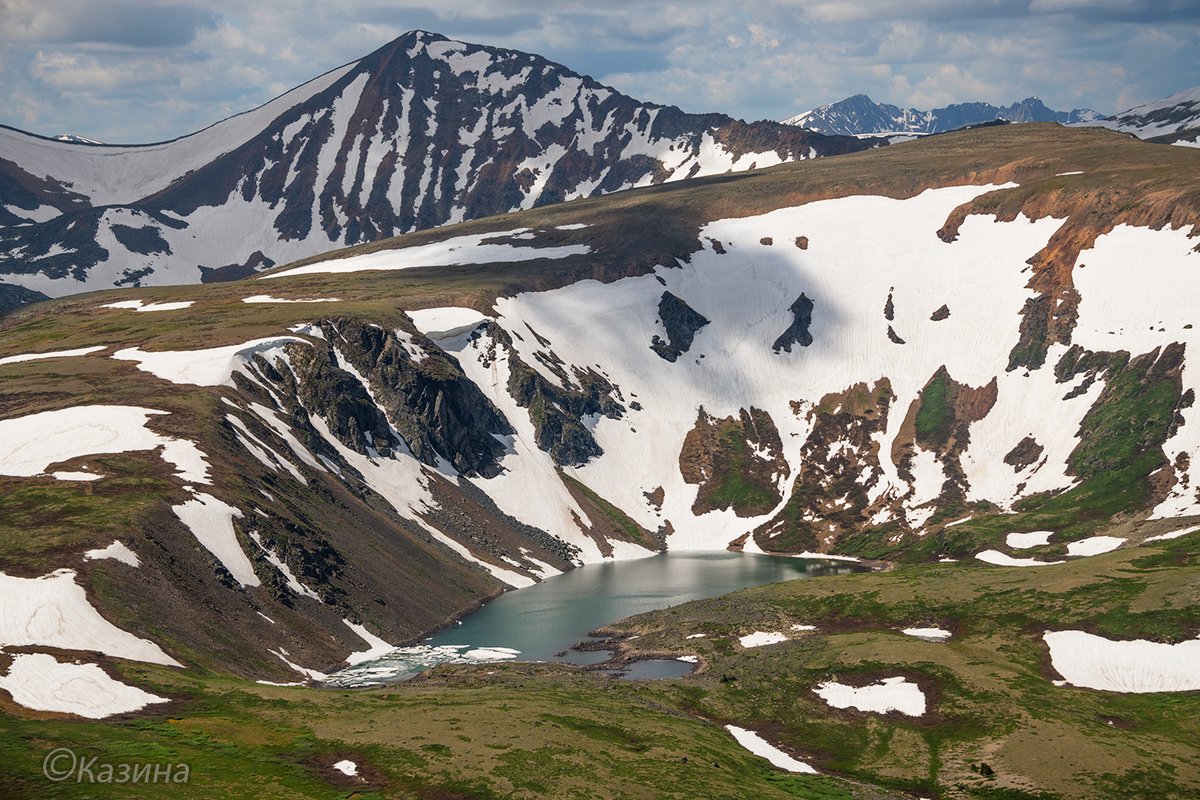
2,0,1197,143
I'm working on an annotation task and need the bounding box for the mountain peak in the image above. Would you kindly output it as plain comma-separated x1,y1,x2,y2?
786,93,1101,135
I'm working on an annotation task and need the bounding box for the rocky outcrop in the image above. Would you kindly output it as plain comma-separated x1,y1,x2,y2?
321,318,514,477
680,407,788,516
772,293,815,353
650,292,710,362
0,283,48,317
756,380,894,551
488,323,625,467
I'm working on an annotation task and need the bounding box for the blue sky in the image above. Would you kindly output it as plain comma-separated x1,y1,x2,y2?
1,0,1197,142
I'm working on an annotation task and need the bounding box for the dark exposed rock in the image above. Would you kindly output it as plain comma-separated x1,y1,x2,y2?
884,291,895,321
772,293,815,353
887,325,906,345
930,304,951,321
199,250,276,283
759,236,773,246
1004,436,1044,470
755,379,894,551
0,283,48,317
111,224,171,256
320,318,514,477
650,291,710,362
795,236,809,250
485,322,624,467
283,341,394,454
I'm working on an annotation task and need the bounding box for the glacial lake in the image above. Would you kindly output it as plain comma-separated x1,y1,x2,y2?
325,551,860,687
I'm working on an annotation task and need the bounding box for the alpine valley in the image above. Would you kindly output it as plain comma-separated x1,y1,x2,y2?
2,31,1200,800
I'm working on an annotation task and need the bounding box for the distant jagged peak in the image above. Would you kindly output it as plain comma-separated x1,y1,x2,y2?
784,93,1101,136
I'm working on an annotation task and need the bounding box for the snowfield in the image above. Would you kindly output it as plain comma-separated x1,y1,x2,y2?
739,631,789,648
0,345,106,366
725,725,817,773
265,229,591,279
100,299,194,313
113,336,305,387
0,405,210,484
1043,631,1200,693
813,676,926,716
84,540,141,567
1006,531,1053,549
0,653,169,719
0,569,180,665
173,494,259,587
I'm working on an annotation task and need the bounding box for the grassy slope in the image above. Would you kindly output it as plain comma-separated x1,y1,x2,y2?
1,536,1195,798
2,125,1199,798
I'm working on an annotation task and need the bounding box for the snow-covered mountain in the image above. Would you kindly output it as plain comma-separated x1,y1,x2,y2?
2,123,1196,685
1076,86,1200,140
784,94,1101,136
0,30,865,298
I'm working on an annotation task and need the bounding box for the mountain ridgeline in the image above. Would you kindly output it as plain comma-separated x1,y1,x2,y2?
0,31,867,298
783,93,1101,136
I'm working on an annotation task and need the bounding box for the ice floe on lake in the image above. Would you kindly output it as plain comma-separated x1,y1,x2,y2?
322,644,521,687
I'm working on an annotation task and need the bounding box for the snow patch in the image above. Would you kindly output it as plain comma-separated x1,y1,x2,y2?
725,725,817,773
0,568,179,665
1043,631,1200,693
0,405,209,484
1144,525,1200,543
100,299,193,313
975,550,1064,567
901,627,951,640
739,631,788,648
1065,536,1124,556
0,345,105,366
813,676,926,716
83,541,140,567
113,336,305,387
0,653,168,719
1006,531,1053,549
172,494,259,587
241,295,340,304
